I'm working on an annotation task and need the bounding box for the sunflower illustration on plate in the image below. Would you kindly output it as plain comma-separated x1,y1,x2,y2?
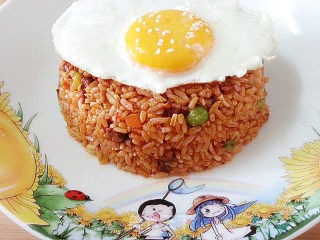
0,82,47,225
281,141,320,200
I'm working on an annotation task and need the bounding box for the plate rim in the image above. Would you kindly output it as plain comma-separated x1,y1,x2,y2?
0,0,320,239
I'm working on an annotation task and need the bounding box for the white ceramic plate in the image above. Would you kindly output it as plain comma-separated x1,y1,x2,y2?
1,0,320,239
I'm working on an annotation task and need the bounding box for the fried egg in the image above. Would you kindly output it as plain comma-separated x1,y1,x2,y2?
125,10,215,72
52,0,277,93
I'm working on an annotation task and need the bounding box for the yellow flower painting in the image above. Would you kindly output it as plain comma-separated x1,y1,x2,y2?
281,141,320,200
0,82,47,225
226,213,252,228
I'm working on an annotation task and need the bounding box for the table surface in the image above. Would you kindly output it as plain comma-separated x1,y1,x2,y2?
0,0,319,239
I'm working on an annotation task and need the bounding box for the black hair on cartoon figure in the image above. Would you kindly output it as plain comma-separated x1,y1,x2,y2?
138,199,177,220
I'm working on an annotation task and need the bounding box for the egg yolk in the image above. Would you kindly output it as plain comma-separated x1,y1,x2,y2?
125,10,214,72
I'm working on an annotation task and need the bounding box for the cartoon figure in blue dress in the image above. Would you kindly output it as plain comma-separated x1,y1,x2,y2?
187,195,256,240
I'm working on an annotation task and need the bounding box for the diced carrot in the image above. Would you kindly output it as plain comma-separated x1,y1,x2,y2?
125,113,142,128
61,79,70,88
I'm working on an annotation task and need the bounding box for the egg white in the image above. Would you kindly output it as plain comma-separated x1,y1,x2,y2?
52,0,277,93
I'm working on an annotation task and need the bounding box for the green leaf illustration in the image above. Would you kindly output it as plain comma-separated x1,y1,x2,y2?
17,102,23,121
109,221,123,231
52,213,78,237
30,209,62,240
30,225,60,240
35,182,89,211
306,190,320,211
271,212,320,240
36,195,87,211
65,226,92,240
296,210,307,219
39,155,53,185
287,201,302,208
178,235,198,240
256,227,268,240
270,212,284,225
251,216,262,224
97,229,116,238
312,126,320,137
88,220,113,239
257,221,274,240
34,184,68,198
277,222,290,232
89,219,104,230
291,214,303,224
68,214,82,225
78,227,90,240
23,113,37,131
34,134,40,153
56,223,77,239
37,207,62,234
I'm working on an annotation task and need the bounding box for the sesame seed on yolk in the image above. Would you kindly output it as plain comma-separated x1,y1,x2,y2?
125,10,214,72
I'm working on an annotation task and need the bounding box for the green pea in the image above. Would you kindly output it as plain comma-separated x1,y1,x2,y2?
223,140,237,151
187,106,209,127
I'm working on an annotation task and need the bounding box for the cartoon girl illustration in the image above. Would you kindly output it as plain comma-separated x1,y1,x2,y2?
116,178,204,240
133,199,176,240
187,195,256,240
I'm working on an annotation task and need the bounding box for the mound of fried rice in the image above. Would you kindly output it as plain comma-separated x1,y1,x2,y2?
57,60,269,177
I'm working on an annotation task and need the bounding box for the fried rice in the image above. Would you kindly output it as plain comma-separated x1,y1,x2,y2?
57,60,269,177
